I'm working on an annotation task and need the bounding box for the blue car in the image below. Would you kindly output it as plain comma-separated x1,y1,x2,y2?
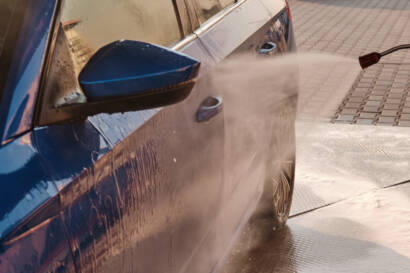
0,0,296,272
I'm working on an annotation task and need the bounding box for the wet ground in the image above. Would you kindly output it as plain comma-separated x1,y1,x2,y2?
218,122,410,273
218,0,410,272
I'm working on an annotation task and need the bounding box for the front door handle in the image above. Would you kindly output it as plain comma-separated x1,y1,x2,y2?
196,96,223,122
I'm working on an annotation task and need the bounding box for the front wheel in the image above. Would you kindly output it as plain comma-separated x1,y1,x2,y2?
262,95,297,229
271,157,295,228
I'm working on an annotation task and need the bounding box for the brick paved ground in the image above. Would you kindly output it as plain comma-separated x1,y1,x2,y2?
289,0,410,126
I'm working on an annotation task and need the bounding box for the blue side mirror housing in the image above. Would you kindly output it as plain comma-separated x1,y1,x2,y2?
38,40,200,126
79,40,200,102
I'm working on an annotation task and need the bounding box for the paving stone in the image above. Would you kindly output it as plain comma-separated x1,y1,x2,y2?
360,78,373,83
359,113,376,119
388,93,403,99
345,102,361,108
392,83,407,88
390,88,406,93
356,119,374,125
375,80,393,85
373,86,389,92
348,97,364,103
335,114,355,122
378,117,395,123
353,88,370,93
400,114,410,120
368,95,384,101
398,120,410,127
358,82,373,88
370,91,387,96
341,108,358,115
365,101,381,107
362,106,379,113
381,110,398,117
385,98,402,104
376,122,396,126
394,78,408,83
383,104,401,110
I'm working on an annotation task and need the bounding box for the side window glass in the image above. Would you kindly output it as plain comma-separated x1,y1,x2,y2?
61,0,182,74
192,0,235,23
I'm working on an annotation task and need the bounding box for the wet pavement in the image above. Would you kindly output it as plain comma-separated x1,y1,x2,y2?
218,120,410,273
218,1,410,272
219,184,410,273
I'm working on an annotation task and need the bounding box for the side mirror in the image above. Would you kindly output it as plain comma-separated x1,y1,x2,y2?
39,40,200,125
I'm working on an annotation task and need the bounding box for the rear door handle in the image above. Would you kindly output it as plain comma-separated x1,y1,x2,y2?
259,42,278,55
196,96,223,122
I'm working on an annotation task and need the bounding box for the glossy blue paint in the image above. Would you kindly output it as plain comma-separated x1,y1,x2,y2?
34,120,111,189
0,132,58,240
0,215,75,273
88,110,159,146
79,40,200,102
0,0,57,143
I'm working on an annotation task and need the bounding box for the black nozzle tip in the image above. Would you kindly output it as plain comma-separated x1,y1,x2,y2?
359,52,381,69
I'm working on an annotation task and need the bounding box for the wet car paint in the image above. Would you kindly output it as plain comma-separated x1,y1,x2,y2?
0,215,75,273
0,0,58,142
34,120,111,189
0,1,295,273
59,37,225,273
0,132,58,240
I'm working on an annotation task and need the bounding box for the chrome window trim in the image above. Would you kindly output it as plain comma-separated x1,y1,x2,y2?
172,33,198,51
193,0,247,36
172,0,246,50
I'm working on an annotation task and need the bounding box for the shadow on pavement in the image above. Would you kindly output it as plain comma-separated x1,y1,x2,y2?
219,199,410,273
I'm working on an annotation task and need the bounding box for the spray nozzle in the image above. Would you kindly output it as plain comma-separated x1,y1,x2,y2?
359,44,410,69
359,52,381,69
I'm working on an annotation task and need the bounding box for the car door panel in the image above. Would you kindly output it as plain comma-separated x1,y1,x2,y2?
33,120,123,272
58,153,118,273
84,37,224,273
188,1,291,270
33,33,224,273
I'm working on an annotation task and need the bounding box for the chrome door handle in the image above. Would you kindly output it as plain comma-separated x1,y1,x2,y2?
259,42,278,55
196,96,223,122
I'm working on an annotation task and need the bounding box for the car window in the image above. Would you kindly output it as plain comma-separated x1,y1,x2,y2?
191,0,236,24
61,0,182,74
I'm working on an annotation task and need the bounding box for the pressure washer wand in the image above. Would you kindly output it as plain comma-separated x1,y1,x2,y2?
359,44,410,69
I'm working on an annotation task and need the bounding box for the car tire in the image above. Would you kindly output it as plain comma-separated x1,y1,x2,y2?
261,95,297,230
270,156,295,228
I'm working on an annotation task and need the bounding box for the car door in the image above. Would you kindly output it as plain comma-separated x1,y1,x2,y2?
35,1,225,273
179,0,295,271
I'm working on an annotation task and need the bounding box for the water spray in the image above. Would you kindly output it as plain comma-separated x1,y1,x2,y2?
359,44,410,69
